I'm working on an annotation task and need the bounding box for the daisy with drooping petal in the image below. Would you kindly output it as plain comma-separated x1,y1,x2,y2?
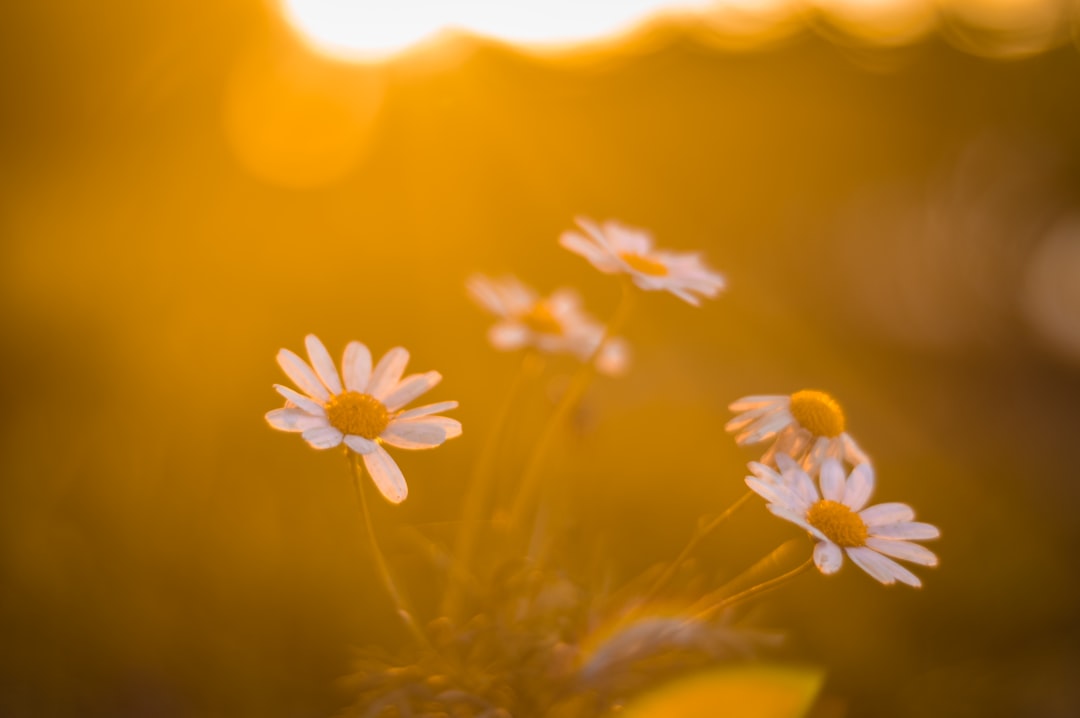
559,217,725,306
726,390,869,474
746,456,940,587
265,334,461,504
467,273,630,376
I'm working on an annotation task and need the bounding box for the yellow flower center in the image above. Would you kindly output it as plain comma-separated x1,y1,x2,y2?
618,252,669,277
789,390,845,438
520,302,564,336
806,499,868,548
324,391,390,439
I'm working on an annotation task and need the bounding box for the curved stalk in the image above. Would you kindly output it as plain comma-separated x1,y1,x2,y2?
504,279,635,537
640,490,754,605
441,352,543,620
692,558,814,621
349,452,434,653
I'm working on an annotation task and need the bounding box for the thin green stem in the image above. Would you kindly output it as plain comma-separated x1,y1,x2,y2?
349,452,434,653
689,538,803,613
440,351,543,620
692,558,814,622
504,278,636,538
640,490,754,605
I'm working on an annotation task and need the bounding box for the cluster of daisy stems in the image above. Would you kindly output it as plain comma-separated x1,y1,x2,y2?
266,218,941,717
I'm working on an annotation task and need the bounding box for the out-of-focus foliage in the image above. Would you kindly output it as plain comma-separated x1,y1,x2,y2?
2,1,1080,716
338,558,780,716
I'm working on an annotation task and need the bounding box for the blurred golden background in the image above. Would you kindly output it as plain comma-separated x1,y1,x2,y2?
2,0,1079,715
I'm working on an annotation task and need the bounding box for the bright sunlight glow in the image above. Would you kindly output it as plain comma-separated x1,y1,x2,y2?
280,0,722,60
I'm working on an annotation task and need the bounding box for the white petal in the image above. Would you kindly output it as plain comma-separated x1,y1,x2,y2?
276,349,329,402
774,452,802,476
305,334,342,395
814,541,844,575
562,323,601,359
274,385,326,417
843,463,875,512
265,407,327,433
688,276,724,297
629,273,664,293
382,371,442,412
342,341,373,393
859,502,916,527
344,435,378,454
747,461,783,485
745,476,789,506
368,347,410,400
870,521,940,540
784,430,812,460
728,395,784,412
595,337,630,376
819,459,846,503
767,504,823,539
489,322,530,351
363,445,408,504
865,538,938,566
632,268,677,293
845,546,895,585
824,441,846,467
559,231,620,272
381,420,447,449
396,401,459,421
842,433,869,465
604,221,652,254
500,277,537,313
667,262,724,295
725,405,783,433
466,275,509,316
575,216,611,247
847,547,921,587
782,482,813,509
568,219,611,251
789,465,820,505
769,431,811,469
301,425,344,449
735,411,790,445
802,437,831,476
890,563,922,587
401,415,462,440
547,288,582,315
667,286,704,306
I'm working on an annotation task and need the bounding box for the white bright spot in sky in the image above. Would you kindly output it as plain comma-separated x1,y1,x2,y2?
280,0,723,60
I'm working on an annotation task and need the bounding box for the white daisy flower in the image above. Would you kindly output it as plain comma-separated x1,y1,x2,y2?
726,390,869,474
265,334,461,504
558,217,725,306
746,456,940,587
467,273,630,376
